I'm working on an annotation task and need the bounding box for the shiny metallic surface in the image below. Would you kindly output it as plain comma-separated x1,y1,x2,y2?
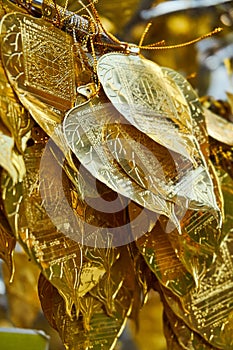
0,2,232,349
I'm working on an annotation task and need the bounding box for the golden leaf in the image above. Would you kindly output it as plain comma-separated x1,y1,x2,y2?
160,171,233,349
1,126,83,316
1,13,76,112
129,203,194,297
162,293,221,350
63,93,180,231
38,269,133,350
0,58,33,153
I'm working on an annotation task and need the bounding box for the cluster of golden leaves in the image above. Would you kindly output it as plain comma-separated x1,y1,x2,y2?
0,1,232,350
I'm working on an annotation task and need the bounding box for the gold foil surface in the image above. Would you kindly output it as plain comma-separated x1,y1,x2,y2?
0,58,32,153
161,171,233,349
0,2,232,350
97,53,220,218
163,299,221,350
1,126,83,316
0,56,27,182
39,274,131,350
63,94,180,229
0,12,76,111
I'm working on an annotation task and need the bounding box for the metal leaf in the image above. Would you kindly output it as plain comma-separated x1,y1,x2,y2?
0,12,76,112
161,67,221,212
0,58,33,153
97,53,220,216
89,246,140,317
1,126,83,316
1,120,132,321
97,53,196,161
129,203,194,295
160,172,233,349
162,294,221,350
63,94,180,231
38,271,133,350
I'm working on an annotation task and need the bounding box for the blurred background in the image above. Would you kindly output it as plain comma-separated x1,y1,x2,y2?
1,1,233,349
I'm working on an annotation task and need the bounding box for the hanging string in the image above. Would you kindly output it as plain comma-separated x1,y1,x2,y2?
51,0,61,27
78,0,98,33
62,2,93,23
93,21,222,53
139,27,223,51
62,0,69,20
138,22,153,48
87,0,123,45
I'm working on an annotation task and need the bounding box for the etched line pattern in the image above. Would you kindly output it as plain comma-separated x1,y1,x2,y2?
21,17,75,101
188,236,233,330
116,62,177,119
63,102,173,218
